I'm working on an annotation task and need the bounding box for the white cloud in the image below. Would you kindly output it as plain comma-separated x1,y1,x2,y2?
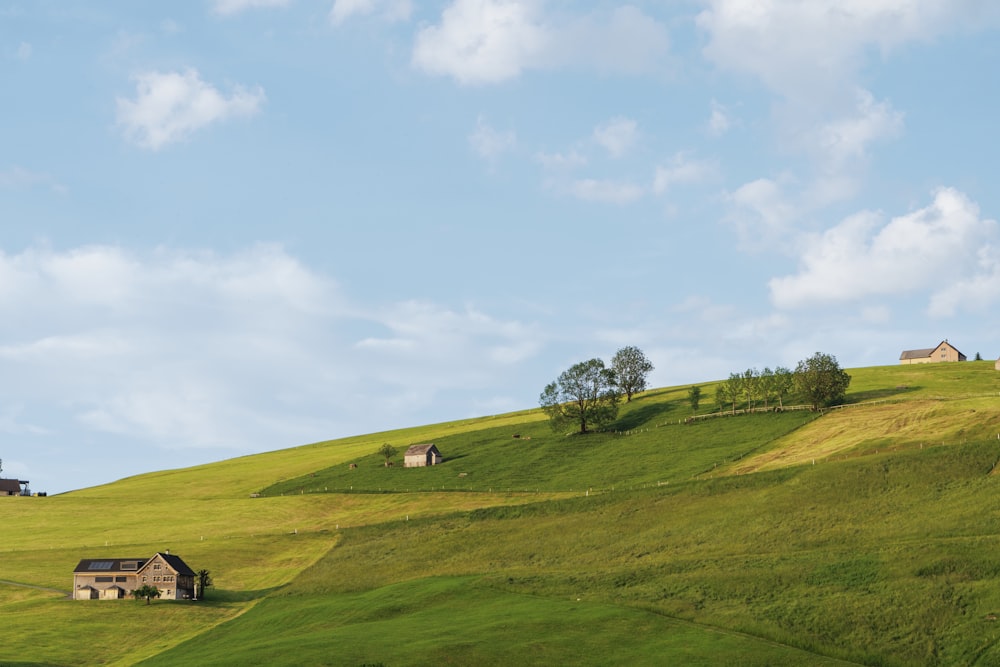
707,99,732,137
725,176,800,248
15,41,31,60
330,0,411,25
814,89,903,169
769,188,999,311
116,68,265,150
412,0,547,84
569,178,644,204
468,115,517,160
697,0,970,100
593,117,637,158
412,0,668,84
212,0,291,15
652,153,715,194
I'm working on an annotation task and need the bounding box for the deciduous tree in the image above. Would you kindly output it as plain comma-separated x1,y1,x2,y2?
132,585,161,605
741,368,760,411
610,346,654,402
794,352,851,409
378,443,397,467
540,359,621,433
717,373,742,414
772,366,794,409
687,385,702,413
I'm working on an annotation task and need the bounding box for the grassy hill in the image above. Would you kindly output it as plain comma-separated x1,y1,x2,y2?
3,362,1000,665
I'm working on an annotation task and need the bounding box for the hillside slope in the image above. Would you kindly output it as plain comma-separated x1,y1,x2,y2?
3,362,1000,665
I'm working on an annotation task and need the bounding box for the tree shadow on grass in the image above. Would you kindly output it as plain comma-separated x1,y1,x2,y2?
611,401,676,431
204,585,283,604
846,385,921,404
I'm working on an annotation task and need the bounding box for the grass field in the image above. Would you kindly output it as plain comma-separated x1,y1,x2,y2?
3,362,1000,665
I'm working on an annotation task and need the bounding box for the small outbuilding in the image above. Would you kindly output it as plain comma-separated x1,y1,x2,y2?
0,479,28,496
404,444,442,468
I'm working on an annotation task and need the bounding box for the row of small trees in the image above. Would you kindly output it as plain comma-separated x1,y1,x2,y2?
539,346,654,434
704,352,851,414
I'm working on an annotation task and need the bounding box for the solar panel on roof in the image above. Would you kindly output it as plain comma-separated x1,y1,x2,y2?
88,561,114,570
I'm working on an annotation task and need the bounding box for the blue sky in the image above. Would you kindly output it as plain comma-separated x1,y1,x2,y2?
3,1,1000,494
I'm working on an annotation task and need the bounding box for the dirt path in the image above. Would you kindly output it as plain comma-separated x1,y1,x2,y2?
0,579,69,596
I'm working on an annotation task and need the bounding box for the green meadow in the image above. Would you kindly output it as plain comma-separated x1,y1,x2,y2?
4,362,1000,665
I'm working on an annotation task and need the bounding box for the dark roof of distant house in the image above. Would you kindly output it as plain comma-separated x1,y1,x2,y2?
73,558,148,574
900,347,937,360
405,444,439,456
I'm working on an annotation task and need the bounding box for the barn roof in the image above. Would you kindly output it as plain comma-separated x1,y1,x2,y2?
0,479,24,494
404,444,438,456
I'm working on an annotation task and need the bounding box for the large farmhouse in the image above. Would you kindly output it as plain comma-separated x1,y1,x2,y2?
404,444,442,468
73,551,196,601
899,340,966,365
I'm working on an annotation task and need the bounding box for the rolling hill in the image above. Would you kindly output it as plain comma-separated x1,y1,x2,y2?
3,362,1000,666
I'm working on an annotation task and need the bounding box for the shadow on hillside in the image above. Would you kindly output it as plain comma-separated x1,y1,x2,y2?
206,586,283,603
846,385,921,404
611,401,675,431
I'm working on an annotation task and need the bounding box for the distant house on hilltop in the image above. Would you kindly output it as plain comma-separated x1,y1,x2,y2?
0,478,29,496
900,340,966,365
404,444,442,468
73,551,195,601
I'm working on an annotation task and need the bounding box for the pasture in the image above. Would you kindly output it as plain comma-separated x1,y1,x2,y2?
3,362,1000,665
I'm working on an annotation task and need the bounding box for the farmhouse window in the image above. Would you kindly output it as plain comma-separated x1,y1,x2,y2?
115,576,127,582
95,576,112,582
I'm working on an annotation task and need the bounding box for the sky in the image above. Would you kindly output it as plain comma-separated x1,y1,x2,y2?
3,1,1000,494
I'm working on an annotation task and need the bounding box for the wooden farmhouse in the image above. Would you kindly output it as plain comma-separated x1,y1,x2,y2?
404,444,442,468
899,340,966,365
0,478,29,496
73,551,196,601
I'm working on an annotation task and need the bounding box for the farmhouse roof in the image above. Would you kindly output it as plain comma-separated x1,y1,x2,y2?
73,558,148,574
405,444,438,456
899,347,936,360
158,553,195,576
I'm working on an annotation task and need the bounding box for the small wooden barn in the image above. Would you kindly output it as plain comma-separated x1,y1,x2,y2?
404,444,442,468
0,479,28,496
